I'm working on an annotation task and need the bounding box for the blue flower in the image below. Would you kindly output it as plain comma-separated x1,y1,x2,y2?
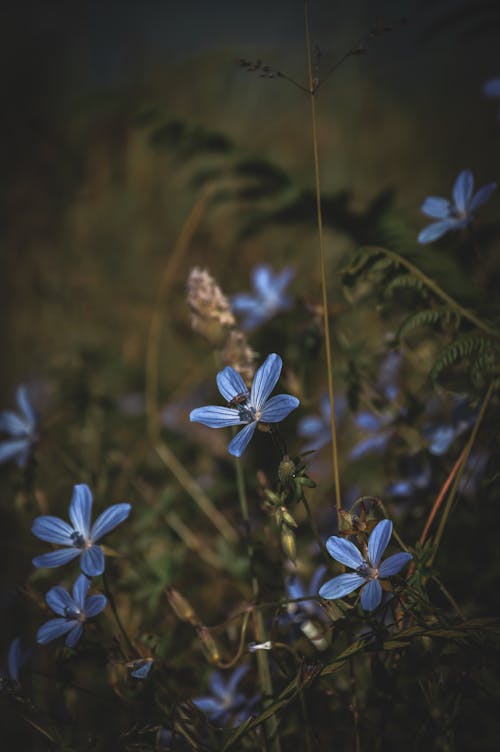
193,665,258,727
297,394,346,452
422,396,476,456
0,385,38,467
285,566,329,650
483,77,500,120
190,353,299,457
36,574,107,648
32,483,131,577
1,638,29,690
129,657,154,679
418,169,496,244
319,520,412,611
232,264,294,330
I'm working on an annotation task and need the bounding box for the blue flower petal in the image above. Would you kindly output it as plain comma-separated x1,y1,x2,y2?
0,410,28,436
226,665,249,695
378,552,412,577
355,411,384,431
325,536,365,570
81,545,105,576
250,353,282,409
228,422,257,457
85,594,107,618
297,415,325,438
37,618,76,644
368,519,392,567
32,548,81,569
69,484,93,537
0,438,30,464
90,503,131,542
193,697,223,717
420,196,451,219
418,219,459,244
232,294,260,313
216,367,248,402
130,659,153,679
319,573,365,599
65,623,84,648
360,579,382,611
46,586,77,616
483,77,500,97
469,182,497,212
72,574,91,608
260,394,299,423
17,386,36,427
453,169,474,214
32,516,75,545
7,638,21,682
274,267,295,292
208,670,226,697
190,406,244,428
252,264,273,295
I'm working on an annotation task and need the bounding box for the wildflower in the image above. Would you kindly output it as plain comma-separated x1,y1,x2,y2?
193,665,258,727
32,483,131,576
285,566,329,650
129,657,154,679
297,394,346,452
232,264,294,330
422,396,476,456
0,385,38,467
418,169,496,244
350,409,394,460
190,353,299,457
483,77,500,119
36,574,106,648
319,519,412,611
1,638,29,690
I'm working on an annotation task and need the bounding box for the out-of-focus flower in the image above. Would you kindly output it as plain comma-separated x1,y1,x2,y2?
129,657,154,679
297,394,346,452
319,520,412,611
36,574,106,648
418,169,496,244
285,566,329,650
193,665,258,727
32,483,131,577
350,409,394,460
232,264,294,330
0,385,38,467
423,396,476,456
0,638,29,690
483,77,500,119
190,353,299,457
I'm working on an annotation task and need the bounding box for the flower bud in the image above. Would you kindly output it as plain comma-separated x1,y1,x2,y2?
166,587,198,624
281,525,297,562
278,455,296,486
196,626,221,664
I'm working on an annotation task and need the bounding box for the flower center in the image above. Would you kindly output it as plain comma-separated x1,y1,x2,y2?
236,402,257,423
358,564,379,580
64,605,84,622
70,531,86,548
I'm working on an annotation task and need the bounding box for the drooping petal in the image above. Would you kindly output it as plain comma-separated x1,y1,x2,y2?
325,536,365,570
192,697,223,717
72,574,91,608
0,438,30,463
46,586,77,616
7,638,22,682
32,548,81,569
65,623,84,648
216,367,249,402
69,484,93,537
420,196,452,218
36,618,76,644
16,386,36,427
469,182,497,212
378,552,412,577
360,580,382,611
90,503,131,542
250,353,282,409
227,422,257,457
452,169,474,214
260,394,299,423
417,218,458,244
84,594,107,618
81,545,105,577
32,516,75,545
319,573,365,600
0,410,28,436
190,405,244,428
368,519,393,567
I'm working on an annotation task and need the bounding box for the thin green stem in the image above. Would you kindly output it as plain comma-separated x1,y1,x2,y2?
301,492,330,566
304,0,342,522
430,380,495,565
362,246,500,340
234,456,280,752
102,571,137,658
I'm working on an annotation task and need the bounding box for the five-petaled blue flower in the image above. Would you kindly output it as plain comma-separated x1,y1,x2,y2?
193,665,258,727
319,519,412,611
190,353,299,457
483,77,500,120
32,483,131,577
0,385,38,467
418,169,496,244
231,264,294,330
36,574,107,648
